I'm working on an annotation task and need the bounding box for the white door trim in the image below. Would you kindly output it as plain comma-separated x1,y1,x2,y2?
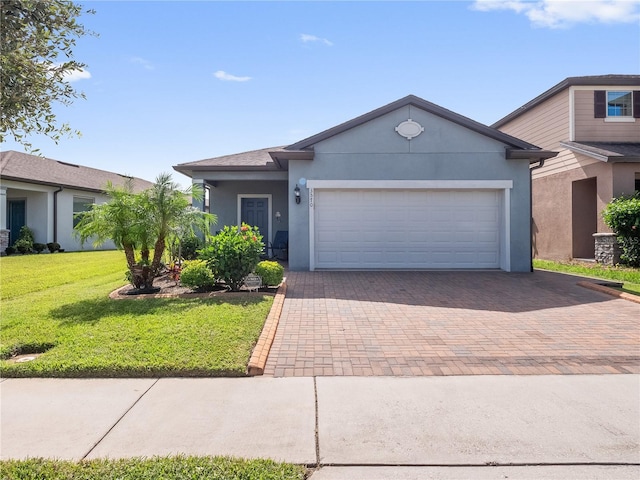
306,180,513,190
237,194,272,242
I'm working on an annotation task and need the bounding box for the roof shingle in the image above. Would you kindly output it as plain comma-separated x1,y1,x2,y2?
0,150,154,193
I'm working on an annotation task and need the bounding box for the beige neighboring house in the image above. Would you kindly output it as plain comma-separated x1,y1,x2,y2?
492,75,640,261
0,150,153,253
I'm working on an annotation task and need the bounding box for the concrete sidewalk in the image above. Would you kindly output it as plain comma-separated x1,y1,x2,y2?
1,375,639,479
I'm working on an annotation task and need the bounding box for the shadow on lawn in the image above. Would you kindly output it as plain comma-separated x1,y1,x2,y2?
50,296,268,326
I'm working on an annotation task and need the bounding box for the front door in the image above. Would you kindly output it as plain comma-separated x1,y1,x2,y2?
241,197,269,243
7,199,26,245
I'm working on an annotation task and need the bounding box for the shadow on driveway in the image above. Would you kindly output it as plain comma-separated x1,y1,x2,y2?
265,270,640,377
284,270,628,313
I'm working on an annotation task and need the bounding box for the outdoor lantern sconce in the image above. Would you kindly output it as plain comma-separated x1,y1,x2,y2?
275,211,281,222
294,185,301,204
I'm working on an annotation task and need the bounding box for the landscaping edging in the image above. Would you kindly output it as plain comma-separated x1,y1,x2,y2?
108,284,277,300
247,277,287,376
577,281,640,305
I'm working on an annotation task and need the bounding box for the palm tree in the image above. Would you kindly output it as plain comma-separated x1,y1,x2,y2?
75,173,216,291
143,173,214,280
74,179,139,268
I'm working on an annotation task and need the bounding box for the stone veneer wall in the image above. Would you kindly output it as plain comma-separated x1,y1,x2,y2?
593,233,621,266
0,230,9,255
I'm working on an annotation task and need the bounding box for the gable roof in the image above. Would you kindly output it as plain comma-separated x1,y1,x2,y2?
0,150,154,193
287,94,544,152
492,75,640,128
174,146,286,176
173,94,556,177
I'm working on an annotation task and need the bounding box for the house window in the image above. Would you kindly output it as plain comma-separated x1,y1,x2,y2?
204,185,211,213
73,196,94,228
594,90,639,119
607,91,632,117
635,173,640,193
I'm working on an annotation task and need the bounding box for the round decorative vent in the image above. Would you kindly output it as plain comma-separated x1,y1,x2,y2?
395,119,424,140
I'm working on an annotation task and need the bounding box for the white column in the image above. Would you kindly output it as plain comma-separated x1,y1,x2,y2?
0,186,7,230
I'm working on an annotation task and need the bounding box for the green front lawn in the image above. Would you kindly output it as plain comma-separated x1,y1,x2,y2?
0,251,273,377
0,456,307,480
533,259,640,296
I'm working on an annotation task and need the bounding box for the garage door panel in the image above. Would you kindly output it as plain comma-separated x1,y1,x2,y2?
314,189,501,269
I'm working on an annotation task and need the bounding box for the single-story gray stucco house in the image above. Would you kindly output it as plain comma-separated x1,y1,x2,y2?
174,95,557,272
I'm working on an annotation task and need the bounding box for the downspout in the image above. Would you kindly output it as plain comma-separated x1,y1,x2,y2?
529,160,545,272
53,187,63,243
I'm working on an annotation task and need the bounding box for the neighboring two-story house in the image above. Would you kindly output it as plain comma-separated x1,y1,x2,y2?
0,150,153,253
492,75,640,261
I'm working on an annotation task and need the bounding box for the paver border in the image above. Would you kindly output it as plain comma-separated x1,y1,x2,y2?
247,278,287,376
577,281,640,305
108,284,277,300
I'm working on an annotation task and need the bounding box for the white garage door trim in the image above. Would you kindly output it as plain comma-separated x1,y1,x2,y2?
307,180,512,272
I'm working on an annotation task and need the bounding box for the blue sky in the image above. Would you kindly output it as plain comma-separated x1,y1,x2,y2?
2,0,640,186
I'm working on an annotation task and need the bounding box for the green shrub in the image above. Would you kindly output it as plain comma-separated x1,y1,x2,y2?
199,224,263,291
180,236,202,260
46,242,61,253
13,226,35,254
255,260,284,287
5,246,15,255
602,193,640,267
18,226,35,243
32,243,46,253
13,238,32,254
179,260,216,291
617,237,640,267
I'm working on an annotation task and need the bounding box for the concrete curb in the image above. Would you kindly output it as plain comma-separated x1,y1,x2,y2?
577,281,640,305
247,278,287,376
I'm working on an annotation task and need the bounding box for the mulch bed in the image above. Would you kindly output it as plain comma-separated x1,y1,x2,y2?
110,274,278,299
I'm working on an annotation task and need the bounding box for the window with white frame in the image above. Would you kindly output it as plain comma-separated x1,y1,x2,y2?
73,196,94,228
607,91,632,117
204,185,211,212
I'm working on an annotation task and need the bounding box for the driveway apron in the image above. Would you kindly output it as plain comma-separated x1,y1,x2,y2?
264,271,640,377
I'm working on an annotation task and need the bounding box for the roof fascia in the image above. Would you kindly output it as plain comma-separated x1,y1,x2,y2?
174,168,287,182
0,175,105,193
505,149,559,163
559,141,640,163
174,165,281,172
268,150,314,161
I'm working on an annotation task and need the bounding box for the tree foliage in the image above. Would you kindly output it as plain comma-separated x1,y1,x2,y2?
602,192,640,267
74,174,217,289
0,0,95,149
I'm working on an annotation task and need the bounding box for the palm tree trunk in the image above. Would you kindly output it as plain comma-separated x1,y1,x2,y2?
150,236,166,278
123,242,136,268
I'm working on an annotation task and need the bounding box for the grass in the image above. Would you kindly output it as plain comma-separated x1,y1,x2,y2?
0,251,273,377
0,456,308,480
533,259,640,296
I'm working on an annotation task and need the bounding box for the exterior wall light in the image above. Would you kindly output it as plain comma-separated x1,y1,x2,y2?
294,185,301,204
275,211,281,222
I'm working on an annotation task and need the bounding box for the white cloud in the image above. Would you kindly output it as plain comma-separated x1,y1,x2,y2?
300,33,334,46
130,56,154,70
63,68,91,82
213,70,252,82
472,0,640,28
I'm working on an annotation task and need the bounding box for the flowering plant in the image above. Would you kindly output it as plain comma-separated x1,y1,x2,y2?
199,223,264,291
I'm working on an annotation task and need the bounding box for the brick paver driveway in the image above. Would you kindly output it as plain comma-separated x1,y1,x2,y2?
264,271,640,377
